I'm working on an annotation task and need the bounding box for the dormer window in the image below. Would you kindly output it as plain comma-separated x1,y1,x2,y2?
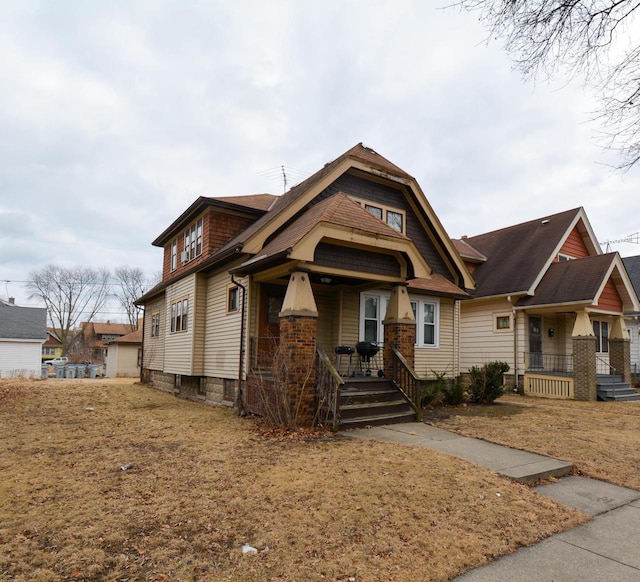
184,218,203,262
353,197,405,233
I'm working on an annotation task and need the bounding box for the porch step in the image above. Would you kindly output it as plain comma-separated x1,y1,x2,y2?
336,378,416,430
596,375,640,401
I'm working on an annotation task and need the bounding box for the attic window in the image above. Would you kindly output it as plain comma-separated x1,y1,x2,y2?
558,253,574,262
353,197,405,233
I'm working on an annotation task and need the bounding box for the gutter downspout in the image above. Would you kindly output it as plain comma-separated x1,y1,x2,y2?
507,295,519,393
231,274,247,415
139,309,145,384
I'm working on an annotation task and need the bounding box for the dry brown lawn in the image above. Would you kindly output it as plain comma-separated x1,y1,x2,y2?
425,394,640,491
1,379,587,582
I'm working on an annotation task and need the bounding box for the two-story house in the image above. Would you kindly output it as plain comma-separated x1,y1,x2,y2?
136,143,474,427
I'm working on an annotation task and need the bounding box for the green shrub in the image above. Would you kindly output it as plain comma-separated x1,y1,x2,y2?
468,361,510,404
442,376,467,405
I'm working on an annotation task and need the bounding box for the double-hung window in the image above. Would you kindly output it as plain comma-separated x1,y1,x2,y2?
170,298,189,333
359,292,439,347
170,240,177,271
184,218,203,262
151,313,160,337
593,320,609,353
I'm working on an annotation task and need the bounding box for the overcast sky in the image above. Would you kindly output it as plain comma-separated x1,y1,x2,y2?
2,0,639,318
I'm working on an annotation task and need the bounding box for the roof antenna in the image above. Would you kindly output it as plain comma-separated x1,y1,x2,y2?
281,165,287,193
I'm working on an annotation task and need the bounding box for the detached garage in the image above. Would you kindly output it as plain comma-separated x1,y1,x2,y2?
0,298,47,378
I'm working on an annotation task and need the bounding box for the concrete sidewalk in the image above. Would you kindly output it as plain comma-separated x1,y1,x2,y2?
341,422,640,581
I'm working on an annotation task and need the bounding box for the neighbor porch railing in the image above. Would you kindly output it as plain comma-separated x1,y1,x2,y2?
525,352,573,374
316,346,344,430
390,345,423,422
524,352,574,398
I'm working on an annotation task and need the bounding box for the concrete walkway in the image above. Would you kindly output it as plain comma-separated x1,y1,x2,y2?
341,422,640,581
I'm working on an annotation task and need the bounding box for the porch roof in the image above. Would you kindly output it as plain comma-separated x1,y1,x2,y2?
517,253,631,310
407,275,469,299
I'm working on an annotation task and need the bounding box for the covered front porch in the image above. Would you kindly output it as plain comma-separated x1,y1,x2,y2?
522,309,638,401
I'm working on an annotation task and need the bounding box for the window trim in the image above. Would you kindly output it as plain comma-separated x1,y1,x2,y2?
350,196,406,234
558,253,574,262
593,319,609,353
359,291,440,348
183,218,203,263
227,285,239,313
151,312,160,337
170,297,189,333
170,239,178,271
494,312,513,333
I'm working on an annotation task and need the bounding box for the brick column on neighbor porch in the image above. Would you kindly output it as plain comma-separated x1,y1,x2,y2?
572,310,597,401
279,270,318,427
383,284,416,381
609,316,632,385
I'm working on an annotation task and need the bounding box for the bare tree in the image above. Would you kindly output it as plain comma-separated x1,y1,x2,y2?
454,1,640,169
26,265,110,355
111,266,148,330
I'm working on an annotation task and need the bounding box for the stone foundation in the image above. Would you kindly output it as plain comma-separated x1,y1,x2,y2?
144,369,236,408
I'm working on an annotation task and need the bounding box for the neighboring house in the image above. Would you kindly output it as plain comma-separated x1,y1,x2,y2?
454,208,640,401
42,328,63,361
622,255,640,381
0,298,47,378
105,330,142,378
80,322,136,364
137,143,473,426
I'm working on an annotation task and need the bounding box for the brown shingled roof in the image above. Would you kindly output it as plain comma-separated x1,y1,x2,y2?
518,253,617,308
110,329,142,344
464,208,582,298
211,193,278,211
408,275,468,299
453,238,487,262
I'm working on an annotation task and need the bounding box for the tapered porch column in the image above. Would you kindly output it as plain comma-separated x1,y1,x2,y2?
383,284,416,379
609,316,631,385
572,310,597,401
279,270,318,427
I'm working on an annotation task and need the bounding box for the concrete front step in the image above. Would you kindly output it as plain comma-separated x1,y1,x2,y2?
338,410,416,430
339,399,414,420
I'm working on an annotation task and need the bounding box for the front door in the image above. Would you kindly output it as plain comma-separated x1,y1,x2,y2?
529,316,542,369
256,284,286,368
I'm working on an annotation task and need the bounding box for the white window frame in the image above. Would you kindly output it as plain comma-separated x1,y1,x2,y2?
170,297,189,333
359,291,440,348
350,197,406,234
593,320,609,353
184,218,203,262
558,253,574,262
151,312,160,337
494,312,512,332
227,285,239,313
170,239,177,271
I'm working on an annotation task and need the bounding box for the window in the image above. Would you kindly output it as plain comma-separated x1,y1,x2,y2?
227,286,239,313
43,347,56,355
352,197,406,233
151,312,160,337
359,292,439,347
223,379,236,402
170,298,188,333
184,218,203,262
558,253,574,262
170,239,177,271
593,320,609,353
494,313,512,332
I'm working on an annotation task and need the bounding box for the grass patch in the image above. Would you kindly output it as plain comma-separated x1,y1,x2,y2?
426,394,640,491
0,378,588,581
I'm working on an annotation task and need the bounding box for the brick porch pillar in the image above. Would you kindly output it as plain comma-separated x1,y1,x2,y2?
279,270,318,427
383,284,416,380
609,316,632,385
572,310,597,401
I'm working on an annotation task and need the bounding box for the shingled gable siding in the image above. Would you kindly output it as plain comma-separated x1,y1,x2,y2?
203,270,245,379
143,296,165,371
595,279,624,312
558,227,590,259
164,275,195,375
316,173,454,281
314,243,401,277
161,209,255,280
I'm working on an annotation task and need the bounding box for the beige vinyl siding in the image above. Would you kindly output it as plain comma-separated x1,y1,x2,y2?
143,295,165,371
106,344,140,377
339,288,360,347
415,298,456,377
460,299,515,372
203,271,246,379
164,275,196,375
192,274,207,375
315,290,335,351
